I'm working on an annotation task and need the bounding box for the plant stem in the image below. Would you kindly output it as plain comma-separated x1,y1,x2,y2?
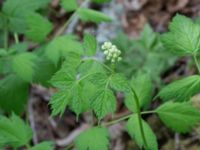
4,27,8,49
55,0,89,36
141,110,156,115
103,114,133,126
130,87,148,149
14,32,19,44
193,54,200,74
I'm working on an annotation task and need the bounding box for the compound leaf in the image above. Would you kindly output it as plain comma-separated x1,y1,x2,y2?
83,33,97,56
156,102,200,133
110,73,129,92
45,35,83,65
91,89,116,120
0,75,29,114
125,73,153,112
158,75,200,102
30,142,53,150
61,0,78,12
75,127,109,150
162,14,200,55
2,0,50,33
12,52,38,82
25,13,53,43
0,113,33,148
126,115,158,150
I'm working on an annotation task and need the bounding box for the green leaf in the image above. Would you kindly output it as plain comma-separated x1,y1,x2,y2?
2,0,51,33
156,102,200,133
50,69,76,89
161,14,200,55
0,75,29,114
61,0,78,12
33,56,58,86
91,89,116,120
125,73,152,112
30,142,53,150
83,33,97,56
77,8,112,23
78,60,105,76
158,75,200,102
126,115,158,150
50,90,71,116
70,83,90,116
75,127,109,150
89,72,109,87
0,113,33,148
25,13,53,43
12,52,38,82
140,24,157,50
45,35,83,65
110,73,129,92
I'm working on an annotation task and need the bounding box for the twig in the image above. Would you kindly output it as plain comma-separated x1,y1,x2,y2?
28,97,38,144
56,124,90,147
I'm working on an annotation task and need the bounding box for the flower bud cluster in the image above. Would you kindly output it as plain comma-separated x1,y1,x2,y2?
101,42,122,63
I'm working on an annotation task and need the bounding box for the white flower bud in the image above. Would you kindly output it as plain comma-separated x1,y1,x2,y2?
111,58,115,63
117,57,122,62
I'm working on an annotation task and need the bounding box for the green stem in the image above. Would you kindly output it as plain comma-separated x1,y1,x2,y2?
14,32,19,44
193,54,200,74
141,110,156,115
103,114,133,126
130,87,148,149
4,27,8,49
55,0,89,36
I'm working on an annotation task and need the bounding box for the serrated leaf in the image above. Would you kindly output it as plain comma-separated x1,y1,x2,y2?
89,72,109,87
12,52,38,82
125,73,152,112
75,127,109,150
158,75,200,102
70,83,90,116
110,73,129,92
50,69,76,89
83,33,97,56
161,14,200,55
50,90,71,116
2,0,51,33
78,60,105,76
30,142,54,150
45,35,83,65
33,56,59,87
156,102,200,133
0,113,33,148
126,115,158,150
25,13,53,43
61,0,78,12
91,89,116,120
140,24,157,50
0,75,29,114
77,8,112,23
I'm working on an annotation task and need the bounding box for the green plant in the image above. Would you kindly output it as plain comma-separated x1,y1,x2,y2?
0,0,200,149
0,0,111,114
49,14,200,150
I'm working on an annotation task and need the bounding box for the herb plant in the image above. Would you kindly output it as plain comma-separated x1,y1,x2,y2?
49,14,200,150
0,0,200,149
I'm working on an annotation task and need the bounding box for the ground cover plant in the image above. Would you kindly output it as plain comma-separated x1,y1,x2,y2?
0,0,200,150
